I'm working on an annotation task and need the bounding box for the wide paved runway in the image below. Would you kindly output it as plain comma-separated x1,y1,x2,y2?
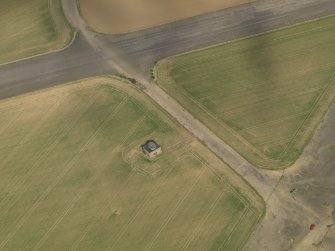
1,0,335,99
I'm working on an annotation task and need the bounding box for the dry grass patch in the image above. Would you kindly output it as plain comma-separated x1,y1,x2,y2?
79,0,251,33
156,15,335,169
0,77,263,250
0,0,73,64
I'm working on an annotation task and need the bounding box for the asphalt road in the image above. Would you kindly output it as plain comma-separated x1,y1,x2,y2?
247,103,335,251
1,0,335,98
0,35,114,100
105,0,335,78
1,0,335,250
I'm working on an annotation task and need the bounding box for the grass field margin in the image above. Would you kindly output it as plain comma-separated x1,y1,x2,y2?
0,0,74,65
155,14,335,169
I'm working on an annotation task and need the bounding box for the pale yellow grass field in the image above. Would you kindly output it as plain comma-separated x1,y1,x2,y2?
0,0,73,64
79,0,251,33
0,77,263,250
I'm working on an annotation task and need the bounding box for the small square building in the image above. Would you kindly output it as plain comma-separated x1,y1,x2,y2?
141,140,162,158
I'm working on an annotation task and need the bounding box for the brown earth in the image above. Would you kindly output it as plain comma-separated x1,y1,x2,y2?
79,0,252,33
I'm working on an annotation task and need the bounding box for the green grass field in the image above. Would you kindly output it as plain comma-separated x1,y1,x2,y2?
0,77,263,250
156,15,335,169
0,0,73,64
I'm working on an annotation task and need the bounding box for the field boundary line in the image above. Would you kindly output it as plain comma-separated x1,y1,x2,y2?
144,166,206,251
218,208,249,251
219,86,321,116
0,96,129,250
191,150,262,218
241,111,309,131
189,150,258,214
32,113,148,251
181,190,225,251
279,72,335,159
219,208,257,251
179,88,271,162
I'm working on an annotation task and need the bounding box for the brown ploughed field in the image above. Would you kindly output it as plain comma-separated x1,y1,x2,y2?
79,0,251,33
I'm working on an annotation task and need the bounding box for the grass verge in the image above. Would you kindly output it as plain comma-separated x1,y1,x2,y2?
0,0,73,65
78,0,251,34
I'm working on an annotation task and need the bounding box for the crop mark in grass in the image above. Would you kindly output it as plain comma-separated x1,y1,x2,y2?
0,107,25,137
104,153,194,251
0,95,64,171
31,114,148,251
0,90,104,212
179,90,269,162
158,14,335,168
144,166,206,251
198,60,335,105
0,96,129,250
70,114,149,251
217,87,322,116
132,146,189,176
181,190,225,251
70,171,139,251
107,189,157,251
188,150,261,218
218,208,250,251
0,88,102,217
219,209,259,251
0,78,264,250
279,72,335,160
271,22,335,43
241,111,309,132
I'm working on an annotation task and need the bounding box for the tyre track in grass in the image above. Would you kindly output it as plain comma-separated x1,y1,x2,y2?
69,114,148,250
104,153,195,251
181,190,225,251
144,166,206,251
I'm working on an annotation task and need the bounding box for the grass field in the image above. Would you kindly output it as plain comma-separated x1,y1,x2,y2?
78,0,251,33
0,77,263,250
0,0,73,64
156,15,335,169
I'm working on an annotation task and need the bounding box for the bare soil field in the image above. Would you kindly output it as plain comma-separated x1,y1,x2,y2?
0,0,73,64
78,0,251,33
0,77,263,250
156,15,335,169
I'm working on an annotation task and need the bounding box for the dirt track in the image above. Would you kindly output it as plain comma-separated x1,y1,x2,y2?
0,0,335,250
